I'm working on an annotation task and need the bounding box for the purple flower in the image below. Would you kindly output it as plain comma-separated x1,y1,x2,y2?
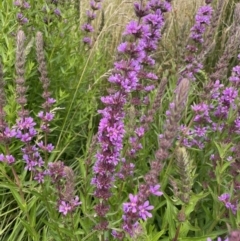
59,196,82,215
144,12,164,27
221,87,238,105
123,194,138,213
17,12,23,19
138,200,154,220
37,141,54,152
149,184,163,196
70,196,82,207
135,126,145,137
16,117,36,130
82,23,94,32
47,98,56,105
134,2,150,17
149,0,172,12
46,143,54,152
124,21,149,39
144,85,155,91
23,1,30,9
38,111,54,122
5,155,15,164
34,171,45,183
22,17,29,24
14,1,21,7
190,6,213,43
90,1,101,10
54,8,61,16
0,154,15,164
59,201,72,215
45,112,54,121
218,193,237,215
194,126,207,137
235,117,240,134
86,10,96,20
218,193,230,202
0,154,5,162
4,127,16,138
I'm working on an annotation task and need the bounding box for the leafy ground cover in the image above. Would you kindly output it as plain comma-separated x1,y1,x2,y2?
0,0,239,240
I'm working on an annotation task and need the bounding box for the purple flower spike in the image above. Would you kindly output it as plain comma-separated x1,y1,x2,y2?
190,6,213,43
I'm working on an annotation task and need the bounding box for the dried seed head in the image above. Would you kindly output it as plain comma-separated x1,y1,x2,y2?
63,166,75,202
16,30,26,78
174,146,194,203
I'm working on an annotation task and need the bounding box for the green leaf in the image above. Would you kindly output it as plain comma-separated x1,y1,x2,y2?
0,183,27,212
185,192,209,217
20,218,39,241
162,194,177,239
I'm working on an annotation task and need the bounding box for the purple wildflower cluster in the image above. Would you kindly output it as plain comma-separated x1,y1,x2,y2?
0,125,16,164
14,1,30,24
82,0,103,46
180,4,213,81
114,0,172,237
0,96,56,184
117,0,171,179
0,115,53,175
218,193,237,215
177,56,240,216
179,56,240,150
92,0,170,233
0,30,81,217
119,185,163,237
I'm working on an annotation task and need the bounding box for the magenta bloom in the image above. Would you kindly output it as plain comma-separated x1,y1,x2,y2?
59,201,72,215
58,196,81,215
123,194,138,213
149,184,163,196
218,193,237,215
0,154,15,164
138,201,154,220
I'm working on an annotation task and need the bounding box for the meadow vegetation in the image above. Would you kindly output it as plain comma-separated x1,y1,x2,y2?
0,0,239,240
